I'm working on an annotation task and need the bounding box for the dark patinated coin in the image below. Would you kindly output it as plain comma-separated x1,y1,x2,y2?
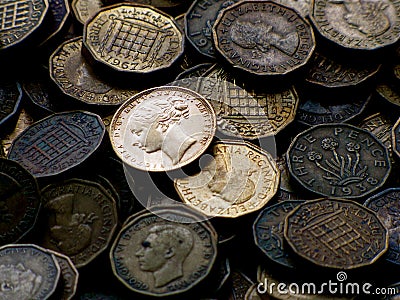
22,74,56,113
212,1,315,75
392,117,400,158
185,0,239,58
0,244,61,300
284,199,388,269
253,201,304,268
0,158,40,245
365,188,400,266
0,82,22,127
41,179,118,268
287,124,391,199
39,0,70,46
8,111,105,177
376,82,400,107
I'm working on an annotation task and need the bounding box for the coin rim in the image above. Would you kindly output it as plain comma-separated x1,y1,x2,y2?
0,82,23,126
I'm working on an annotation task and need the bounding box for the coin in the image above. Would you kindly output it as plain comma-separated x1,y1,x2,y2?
245,284,270,300
122,0,186,9
39,0,70,46
311,0,400,50
0,0,49,50
175,62,213,80
364,188,400,266
8,111,105,177
271,0,311,17
287,124,391,199
22,72,57,113
110,208,217,296
50,37,138,105
376,82,400,107
185,0,239,58
83,4,184,74
0,158,40,245
110,86,216,172
0,244,61,300
253,201,304,268
230,271,254,300
213,1,315,75
0,81,22,127
284,199,388,269
392,117,400,158
71,0,102,25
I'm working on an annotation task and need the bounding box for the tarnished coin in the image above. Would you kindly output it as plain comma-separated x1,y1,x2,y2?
253,201,304,268
41,179,118,267
0,0,48,50
8,111,105,177
305,51,380,87
365,188,400,266
22,74,56,113
213,1,315,75
110,86,216,172
392,117,400,158
72,0,102,25
0,244,60,300
110,209,217,296
284,199,388,269
245,284,270,300
376,82,400,107
175,141,279,218
229,271,254,300
185,0,239,58
39,0,70,46
0,82,22,127
83,4,184,74
0,158,40,245
287,124,391,199
50,37,138,105
311,0,400,50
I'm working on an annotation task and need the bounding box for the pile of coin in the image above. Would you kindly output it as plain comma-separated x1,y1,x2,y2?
1,0,400,299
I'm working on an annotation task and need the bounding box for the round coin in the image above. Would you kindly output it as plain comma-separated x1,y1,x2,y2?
50,37,138,105
174,140,279,218
110,86,216,172
0,244,61,300
311,0,400,50
0,81,22,127
212,1,315,75
83,4,184,74
287,124,391,199
71,0,102,25
392,117,400,158
8,111,105,177
365,188,400,266
110,208,217,296
40,179,118,267
0,158,40,245
284,199,388,269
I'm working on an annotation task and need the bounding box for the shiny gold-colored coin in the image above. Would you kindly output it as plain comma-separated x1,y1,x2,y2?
71,0,103,25
174,140,279,218
50,37,138,105
110,86,216,172
83,3,184,73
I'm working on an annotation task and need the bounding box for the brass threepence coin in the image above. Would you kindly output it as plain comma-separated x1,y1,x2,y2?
122,0,185,9
0,158,40,245
287,124,391,199
41,179,118,268
110,208,217,296
175,141,279,218
39,0,70,46
245,284,270,300
71,0,103,25
0,244,61,300
271,0,311,17
284,199,388,269
83,4,184,73
8,111,105,177
0,81,22,127
212,1,315,75
376,82,400,107
253,201,304,268
365,188,400,266
392,117,400,158
0,0,49,50
50,37,138,105
110,86,216,172
311,0,400,50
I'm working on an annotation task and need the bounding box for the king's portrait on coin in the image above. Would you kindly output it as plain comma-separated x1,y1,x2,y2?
130,97,197,165
135,225,194,288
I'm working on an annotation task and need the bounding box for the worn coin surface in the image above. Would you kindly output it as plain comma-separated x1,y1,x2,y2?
284,199,388,269
39,0,70,46
83,4,184,73
175,141,279,218
22,74,56,113
110,86,216,172
376,82,400,107
50,37,138,105
0,82,22,127
110,208,217,296
287,124,391,199
0,244,60,300
0,0,49,49
41,179,118,268
0,158,40,245
72,0,102,25
8,111,105,177
365,188,400,266
253,201,304,268
272,0,311,17
392,117,400,158
311,0,400,50
213,1,315,75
